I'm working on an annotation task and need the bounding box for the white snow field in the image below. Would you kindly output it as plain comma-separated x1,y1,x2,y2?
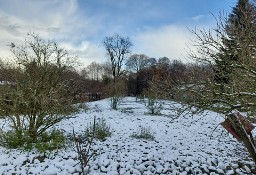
0,97,255,175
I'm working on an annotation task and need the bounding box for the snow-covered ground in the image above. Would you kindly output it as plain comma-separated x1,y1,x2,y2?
0,97,255,175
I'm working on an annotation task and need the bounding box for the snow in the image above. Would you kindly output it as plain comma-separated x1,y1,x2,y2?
0,97,255,174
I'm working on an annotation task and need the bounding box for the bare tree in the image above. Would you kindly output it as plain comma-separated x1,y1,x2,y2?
146,58,157,68
80,68,89,80
86,61,103,81
102,33,132,82
158,56,171,67
183,2,256,114
125,54,149,73
0,33,77,144
101,62,113,79
174,0,256,162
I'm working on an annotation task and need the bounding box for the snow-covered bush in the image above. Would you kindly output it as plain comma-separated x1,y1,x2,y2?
144,86,163,115
110,96,121,110
85,118,112,141
0,129,66,152
131,126,155,140
77,103,89,113
146,97,163,115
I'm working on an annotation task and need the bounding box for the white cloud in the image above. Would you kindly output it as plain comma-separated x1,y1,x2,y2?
60,41,106,66
0,0,217,66
188,15,205,21
133,25,196,62
0,0,104,65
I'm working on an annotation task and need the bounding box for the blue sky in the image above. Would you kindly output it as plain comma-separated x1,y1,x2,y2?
0,0,237,66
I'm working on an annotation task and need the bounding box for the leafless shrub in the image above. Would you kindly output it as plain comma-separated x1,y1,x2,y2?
72,117,96,175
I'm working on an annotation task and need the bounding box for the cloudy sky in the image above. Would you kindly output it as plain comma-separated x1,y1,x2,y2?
0,0,236,66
